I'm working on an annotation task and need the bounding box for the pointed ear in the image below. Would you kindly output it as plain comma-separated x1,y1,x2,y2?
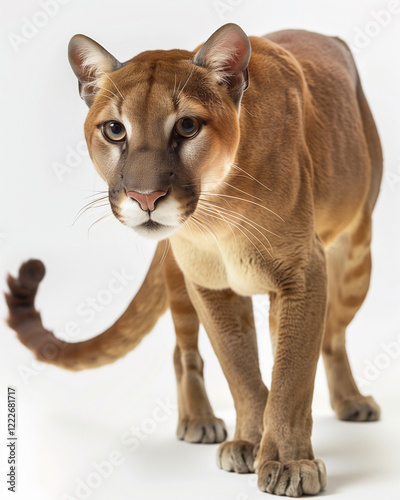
193,23,251,106
68,35,123,107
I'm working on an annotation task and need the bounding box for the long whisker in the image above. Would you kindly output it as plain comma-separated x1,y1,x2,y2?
87,212,114,236
174,76,182,100
159,239,170,266
198,205,273,257
221,181,264,202
176,66,195,101
199,204,273,252
231,163,272,192
201,192,284,221
188,216,209,241
232,223,269,262
200,192,231,207
205,205,237,242
73,203,111,225
189,215,223,255
180,173,270,189
172,73,177,100
83,93,114,101
73,196,110,224
199,199,281,238
240,104,255,117
182,216,195,245
196,206,237,243
198,217,224,255
197,207,269,262
76,195,109,212
176,95,203,105
82,190,108,199
99,72,124,100
96,86,120,101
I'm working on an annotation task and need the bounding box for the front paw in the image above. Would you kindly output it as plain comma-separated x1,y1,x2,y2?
217,440,259,473
257,459,326,497
177,416,227,444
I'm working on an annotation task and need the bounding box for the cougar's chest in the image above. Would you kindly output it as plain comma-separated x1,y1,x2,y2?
170,235,228,289
170,233,274,295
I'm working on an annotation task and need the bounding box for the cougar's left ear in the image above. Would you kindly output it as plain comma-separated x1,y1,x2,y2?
68,35,123,107
193,23,251,106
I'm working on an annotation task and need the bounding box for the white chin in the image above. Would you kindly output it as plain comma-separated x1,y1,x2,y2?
131,222,180,240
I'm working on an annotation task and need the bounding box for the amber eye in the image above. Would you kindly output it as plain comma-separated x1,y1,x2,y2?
102,121,126,142
174,117,201,138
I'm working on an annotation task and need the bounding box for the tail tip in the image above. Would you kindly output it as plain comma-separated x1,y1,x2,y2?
19,259,45,287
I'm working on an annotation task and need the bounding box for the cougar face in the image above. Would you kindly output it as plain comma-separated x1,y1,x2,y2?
79,49,242,240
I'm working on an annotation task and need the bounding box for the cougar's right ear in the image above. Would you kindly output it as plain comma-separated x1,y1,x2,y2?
68,35,123,107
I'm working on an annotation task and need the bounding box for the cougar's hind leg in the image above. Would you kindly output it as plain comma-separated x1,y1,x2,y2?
322,212,380,422
163,248,227,444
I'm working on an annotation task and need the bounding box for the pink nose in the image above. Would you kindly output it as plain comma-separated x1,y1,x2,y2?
127,190,167,211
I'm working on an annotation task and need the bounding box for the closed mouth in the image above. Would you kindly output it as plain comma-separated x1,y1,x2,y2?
140,220,163,230
132,218,180,240
112,194,183,239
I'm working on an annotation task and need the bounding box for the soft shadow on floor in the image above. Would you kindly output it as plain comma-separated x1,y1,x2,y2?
313,414,392,496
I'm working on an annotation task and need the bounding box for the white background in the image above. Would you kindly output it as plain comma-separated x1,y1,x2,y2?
1,0,400,499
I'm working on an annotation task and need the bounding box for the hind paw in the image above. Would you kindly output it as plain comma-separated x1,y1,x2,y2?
335,395,380,422
177,416,227,444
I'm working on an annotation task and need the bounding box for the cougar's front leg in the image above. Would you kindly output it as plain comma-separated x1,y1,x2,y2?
163,250,226,444
256,243,328,497
185,280,269,473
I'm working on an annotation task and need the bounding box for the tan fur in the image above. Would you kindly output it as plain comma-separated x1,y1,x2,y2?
6,25,382,496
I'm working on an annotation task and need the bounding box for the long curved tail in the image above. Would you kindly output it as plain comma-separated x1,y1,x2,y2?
5,243,168,370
